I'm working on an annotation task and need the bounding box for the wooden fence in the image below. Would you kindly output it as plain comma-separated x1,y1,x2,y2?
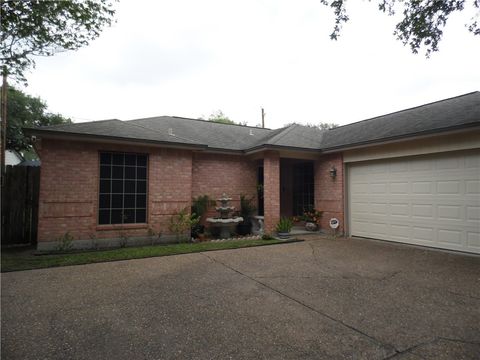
1,165,40,247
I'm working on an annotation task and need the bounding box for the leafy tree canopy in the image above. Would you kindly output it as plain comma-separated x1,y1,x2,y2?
201,110,248,126
283,122,339,130
2,86,71,153
0,0,116,82
207,110,236,124
321,0,479,56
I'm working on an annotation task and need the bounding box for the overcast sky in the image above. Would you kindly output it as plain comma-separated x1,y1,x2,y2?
22,0,480,129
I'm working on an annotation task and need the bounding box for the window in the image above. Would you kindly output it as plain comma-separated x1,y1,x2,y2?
98,152,148,225
292,162,314,216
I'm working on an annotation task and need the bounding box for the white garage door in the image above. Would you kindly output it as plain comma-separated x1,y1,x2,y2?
348,150,480,254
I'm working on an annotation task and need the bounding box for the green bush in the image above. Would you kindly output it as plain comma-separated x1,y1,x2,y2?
169,208,199,242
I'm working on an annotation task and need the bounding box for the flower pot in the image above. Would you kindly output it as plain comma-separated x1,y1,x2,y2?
277,232,291,239
305,222,318,232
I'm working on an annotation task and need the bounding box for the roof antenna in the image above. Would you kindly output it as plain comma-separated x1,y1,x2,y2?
261,108,265,128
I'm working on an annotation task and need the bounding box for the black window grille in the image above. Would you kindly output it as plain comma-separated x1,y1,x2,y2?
292,162,314,216
98,152,148,225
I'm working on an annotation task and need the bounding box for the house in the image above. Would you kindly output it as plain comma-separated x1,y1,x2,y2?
25,91,480,254
5,149,24,166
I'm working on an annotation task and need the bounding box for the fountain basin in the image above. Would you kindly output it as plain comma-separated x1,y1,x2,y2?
206,216,244,238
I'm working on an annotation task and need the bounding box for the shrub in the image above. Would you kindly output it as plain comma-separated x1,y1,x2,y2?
169,208,199,242
56,232,74,251
240,194,257,219
191,195,215,219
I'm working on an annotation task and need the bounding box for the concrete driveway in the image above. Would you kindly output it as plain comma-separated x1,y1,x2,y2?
2,237,479,359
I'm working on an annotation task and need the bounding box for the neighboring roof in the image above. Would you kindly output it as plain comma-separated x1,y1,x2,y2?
5,149,24,166
25,91,480,153
321,91,480,151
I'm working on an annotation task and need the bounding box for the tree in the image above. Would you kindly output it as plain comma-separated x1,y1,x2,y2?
207,110,236,125
2,86,71,153
1,0,116,82
203,110,248,126
320,0,479,56
283,122,339,130
316,122,339,130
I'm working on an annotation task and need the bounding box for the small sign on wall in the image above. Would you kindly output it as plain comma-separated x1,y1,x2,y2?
329,218,339,229
329,218,339,239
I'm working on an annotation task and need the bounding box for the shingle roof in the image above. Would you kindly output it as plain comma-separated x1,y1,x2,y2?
321,91,480,150
37,118,204,147
26,91,480,153
128,116,272,151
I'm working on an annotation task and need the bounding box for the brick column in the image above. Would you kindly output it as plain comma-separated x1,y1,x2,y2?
263,151,280,234
314,153,344,234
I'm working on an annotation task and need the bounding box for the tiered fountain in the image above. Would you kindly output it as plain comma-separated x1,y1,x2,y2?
206,193,243,238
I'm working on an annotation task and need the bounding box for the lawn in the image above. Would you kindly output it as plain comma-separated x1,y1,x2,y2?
1,238,293,272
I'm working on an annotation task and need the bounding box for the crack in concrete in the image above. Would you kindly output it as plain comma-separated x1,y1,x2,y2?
201,252,398,357
382,337,480,359
437,337,480,345
382,338,436,359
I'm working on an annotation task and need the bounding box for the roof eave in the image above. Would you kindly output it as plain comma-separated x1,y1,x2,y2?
23,128,209,151
321,122,480,153
244,144,321,155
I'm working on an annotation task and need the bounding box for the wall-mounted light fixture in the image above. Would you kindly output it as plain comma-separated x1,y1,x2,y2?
329,166,337,179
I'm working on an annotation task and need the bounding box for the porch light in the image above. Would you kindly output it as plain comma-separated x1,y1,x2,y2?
329,166,337,179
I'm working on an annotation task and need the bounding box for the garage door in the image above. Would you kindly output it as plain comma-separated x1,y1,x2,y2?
348,150,480,254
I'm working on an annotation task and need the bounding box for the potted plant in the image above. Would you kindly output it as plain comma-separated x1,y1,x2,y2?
294,208,323,231
237,194,257,235
276,217,293,239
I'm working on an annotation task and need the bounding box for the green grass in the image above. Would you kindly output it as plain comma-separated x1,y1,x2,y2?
1,238,292,272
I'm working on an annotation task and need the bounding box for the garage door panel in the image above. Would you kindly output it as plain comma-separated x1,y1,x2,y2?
467,232,480,249
466,206,480,221
436,180,461,194
390,224,411,240
435,155,461,169
438,229,463,245
348,150,480,254
411,204,434,219
466,180,480,194
369,182,388,194
412,181,434,194
390,182,409,194
412,227,435,242
465,153,480,168
390,203,409,217
437,205,463,221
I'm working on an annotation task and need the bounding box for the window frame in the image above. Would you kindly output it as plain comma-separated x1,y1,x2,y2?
97,151,149,225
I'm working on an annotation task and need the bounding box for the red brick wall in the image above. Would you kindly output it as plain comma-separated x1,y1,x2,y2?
314,153,344,233
37,139,193,242
36,138,344,243
263,151,280,234
192,153,257,219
